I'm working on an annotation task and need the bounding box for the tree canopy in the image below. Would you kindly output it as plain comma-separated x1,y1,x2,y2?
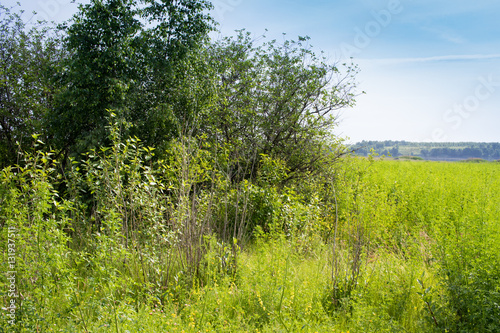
47,0,214,157
204,31,358,180
1,0,359,173
0,5,64,166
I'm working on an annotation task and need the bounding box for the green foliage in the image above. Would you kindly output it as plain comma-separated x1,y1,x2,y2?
48,0,214,156
1,133,500,332
0,140,75,331
340,159,500,332
2,1,499,332
0,5,64,167
205,31,358,181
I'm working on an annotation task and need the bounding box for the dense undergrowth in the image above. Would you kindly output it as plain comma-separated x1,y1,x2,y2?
1,121,500,332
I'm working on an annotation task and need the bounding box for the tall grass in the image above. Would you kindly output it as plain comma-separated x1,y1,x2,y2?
1,124,499,332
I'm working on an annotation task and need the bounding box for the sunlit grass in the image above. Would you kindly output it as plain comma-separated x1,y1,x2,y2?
2,155,499,332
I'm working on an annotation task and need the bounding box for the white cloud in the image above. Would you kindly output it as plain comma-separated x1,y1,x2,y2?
357,54,500,65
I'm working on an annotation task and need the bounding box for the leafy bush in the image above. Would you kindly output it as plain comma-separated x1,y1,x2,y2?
0,140,75,331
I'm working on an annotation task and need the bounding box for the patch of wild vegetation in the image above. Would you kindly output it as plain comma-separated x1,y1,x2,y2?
1,1,500,332
2,132,500,332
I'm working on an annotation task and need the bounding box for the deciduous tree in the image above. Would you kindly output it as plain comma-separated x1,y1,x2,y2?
48,0,214,157
205,31,359,181
0,5,64,167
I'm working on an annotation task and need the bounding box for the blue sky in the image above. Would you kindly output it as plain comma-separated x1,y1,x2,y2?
7,0,500,142
213,0,500,143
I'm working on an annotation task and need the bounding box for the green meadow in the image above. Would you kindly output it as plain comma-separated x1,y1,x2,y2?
2,149,499,332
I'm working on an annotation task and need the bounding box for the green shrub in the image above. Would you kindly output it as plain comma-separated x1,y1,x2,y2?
0,142,75,331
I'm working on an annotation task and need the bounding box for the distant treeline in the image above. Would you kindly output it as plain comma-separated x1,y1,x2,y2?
352,140,500,161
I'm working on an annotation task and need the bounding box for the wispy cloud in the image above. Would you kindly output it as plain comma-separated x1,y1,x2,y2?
439,32,466,44
428,28,466,44
359,54,500,65
418,24,467,44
